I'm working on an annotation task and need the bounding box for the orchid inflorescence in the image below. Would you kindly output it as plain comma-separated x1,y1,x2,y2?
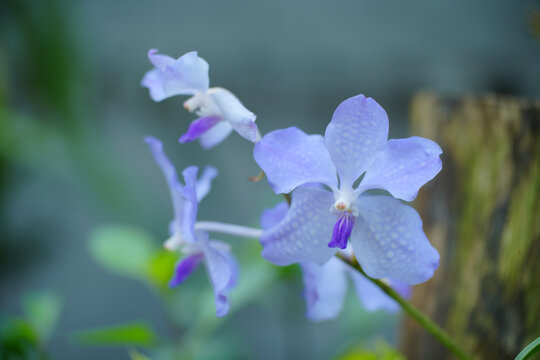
142,50,442,320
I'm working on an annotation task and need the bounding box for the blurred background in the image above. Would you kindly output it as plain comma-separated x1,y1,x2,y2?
0,0,539,359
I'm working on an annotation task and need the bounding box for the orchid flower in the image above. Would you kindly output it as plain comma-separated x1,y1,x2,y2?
145,136,237,316
254,94,442,285
261,201,411,321
142,50,259,149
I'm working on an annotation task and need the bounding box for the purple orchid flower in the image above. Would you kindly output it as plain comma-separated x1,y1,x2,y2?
261,201,411,321
142,50,259,149
254,94,442,285
145,136,237,316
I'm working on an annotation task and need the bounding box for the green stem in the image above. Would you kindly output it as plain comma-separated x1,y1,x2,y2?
336,253,475,360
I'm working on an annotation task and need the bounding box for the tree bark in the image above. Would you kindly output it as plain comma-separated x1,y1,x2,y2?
401,92,540,360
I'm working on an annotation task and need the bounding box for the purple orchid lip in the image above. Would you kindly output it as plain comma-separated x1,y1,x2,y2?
328,213,355,249
179,115,222,143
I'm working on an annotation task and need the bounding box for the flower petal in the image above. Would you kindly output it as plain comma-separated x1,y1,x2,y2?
142,50,209,101
324,95,389,189
358,137,443,201
260,186,336,265
260,202,289,230
201,236,237,317
198,121,234,149
350,195,439,284
180,166,199,243
301,258,348,321
196,166,218,201
179,115,223,144
208,88,258,142
169,253,204,287
348,271,410,312
144,137,184,236
254,127,338,194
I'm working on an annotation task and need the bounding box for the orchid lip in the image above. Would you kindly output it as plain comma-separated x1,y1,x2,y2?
328,212,356,249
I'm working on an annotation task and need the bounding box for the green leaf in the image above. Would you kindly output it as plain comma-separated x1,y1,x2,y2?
22,291,63,343
88,225,157,280
148,249,179,289
516,337,540,360
129,349,152,360
72,322,156,347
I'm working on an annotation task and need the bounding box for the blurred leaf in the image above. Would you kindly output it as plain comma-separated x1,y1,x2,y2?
0,318,46,360
516,337,540,360
129,349,152,360
148,250,179,290
22,291,63,343
337,340,406,360
72,322,156,347
88,225,157,280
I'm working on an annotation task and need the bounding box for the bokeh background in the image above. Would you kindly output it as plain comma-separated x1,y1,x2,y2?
1,0,539,359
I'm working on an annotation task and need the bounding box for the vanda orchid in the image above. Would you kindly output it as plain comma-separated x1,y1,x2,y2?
145,136,238,316
142,50,259,149
140,48,474,359
261,201,412,321
254,94,442,285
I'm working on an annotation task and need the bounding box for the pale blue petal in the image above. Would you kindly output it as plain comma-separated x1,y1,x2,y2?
142,50,209,101
199,121,234,149
357,137,443,201
260,202,289,230
260,186,336,265
254,127,338,194
208,88,258,142
180,166,199,243
301,258,348,321
196,166,218,201
350,195,439,284
348,271,410,312
144,137,184,236
201,236,237,317
324,95,389,188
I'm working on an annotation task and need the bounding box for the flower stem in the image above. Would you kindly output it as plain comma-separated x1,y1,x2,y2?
195,221,263,239
336,253,475,360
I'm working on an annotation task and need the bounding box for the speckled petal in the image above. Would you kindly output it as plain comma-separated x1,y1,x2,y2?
260,186,336,265
348,271,410,312
260,201,289,230
324,95,389,188
350,195,439,284
254,127,338,194
358,137,443,201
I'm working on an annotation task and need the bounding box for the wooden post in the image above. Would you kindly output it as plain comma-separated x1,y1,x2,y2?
401,93,540,360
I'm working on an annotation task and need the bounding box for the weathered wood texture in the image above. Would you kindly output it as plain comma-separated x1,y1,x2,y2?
401,93,540,360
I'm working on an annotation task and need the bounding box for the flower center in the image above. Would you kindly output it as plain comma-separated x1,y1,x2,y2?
328,212,355,249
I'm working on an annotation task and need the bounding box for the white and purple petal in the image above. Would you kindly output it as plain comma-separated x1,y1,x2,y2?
198,121,234,149
301,258,348,321
142,50,209,101
254,127,338,194
179,115,223,144
350,195,439,285
260,201,289,230
208,88,258,143
324,95,389,189
260,186,336,265
357,137,443,201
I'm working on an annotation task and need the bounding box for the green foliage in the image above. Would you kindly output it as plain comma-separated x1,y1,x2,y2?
88,225,157,280
72,322,157,347
0,291,63,360
337,340,406,360
516,337,540,360
22,291,63,343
